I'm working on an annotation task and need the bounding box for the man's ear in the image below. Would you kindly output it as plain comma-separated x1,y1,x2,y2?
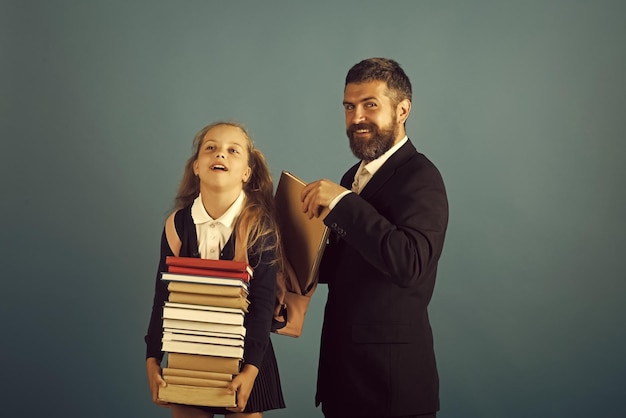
396,99,411,124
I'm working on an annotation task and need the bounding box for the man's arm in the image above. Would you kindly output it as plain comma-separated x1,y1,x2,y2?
303,163,448,288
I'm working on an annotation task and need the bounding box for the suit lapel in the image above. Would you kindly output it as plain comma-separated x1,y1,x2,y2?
341,163,361,189
359,139,417,200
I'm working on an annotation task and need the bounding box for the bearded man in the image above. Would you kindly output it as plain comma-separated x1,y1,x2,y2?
301,58,449,418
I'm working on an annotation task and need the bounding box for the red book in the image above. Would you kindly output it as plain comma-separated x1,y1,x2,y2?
168,265,251,282
166,256,253,277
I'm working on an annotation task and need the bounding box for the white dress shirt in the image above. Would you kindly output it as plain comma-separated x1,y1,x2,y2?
191,190,246,259
329,136,409,209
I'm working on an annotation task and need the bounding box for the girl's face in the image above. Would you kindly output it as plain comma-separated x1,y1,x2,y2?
193,125,252,193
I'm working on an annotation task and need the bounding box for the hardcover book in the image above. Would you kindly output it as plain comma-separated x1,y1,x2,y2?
161,272,249,290
162,302,245,326
158,384,236,407
166,352,241,375
274,171,330,294
166,256,253,277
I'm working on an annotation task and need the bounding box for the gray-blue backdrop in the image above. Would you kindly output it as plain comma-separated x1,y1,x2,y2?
2,1,625,417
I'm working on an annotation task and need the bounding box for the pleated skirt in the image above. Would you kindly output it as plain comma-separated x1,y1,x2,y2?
193,339,285,414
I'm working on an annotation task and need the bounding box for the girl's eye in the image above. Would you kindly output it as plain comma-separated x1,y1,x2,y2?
229,148,240,154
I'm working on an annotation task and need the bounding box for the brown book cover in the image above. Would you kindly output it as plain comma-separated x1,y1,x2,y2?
163,367,233,382
158,384,236,407
167,352,240,375
275,171,330,293
163,375,230,388
167,281,248,298
168,291,250,311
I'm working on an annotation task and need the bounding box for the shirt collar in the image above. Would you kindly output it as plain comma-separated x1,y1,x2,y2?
191,190,246,228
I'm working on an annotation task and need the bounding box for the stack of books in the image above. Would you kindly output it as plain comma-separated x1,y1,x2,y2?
157,256,252,407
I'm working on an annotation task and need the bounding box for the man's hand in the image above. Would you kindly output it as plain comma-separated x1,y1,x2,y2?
301,179,348,219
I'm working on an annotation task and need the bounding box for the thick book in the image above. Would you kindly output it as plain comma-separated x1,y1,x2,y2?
168,291,250,311
163,318,246,337
162,272,249,291
163,375,230,388
162,367,233,382
158,384,236,407
167,281,248,298
166,256,253,277
162,339,244,358
275,171,330,293
163,329,244,340
162,302,245,326
167,352,240,375
163,327,245,341
168,265,251,282
163,331,244,347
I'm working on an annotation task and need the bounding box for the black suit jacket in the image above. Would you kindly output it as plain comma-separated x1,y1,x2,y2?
315,139,448,416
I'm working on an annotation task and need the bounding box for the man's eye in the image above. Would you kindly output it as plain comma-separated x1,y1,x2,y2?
365,102,376,108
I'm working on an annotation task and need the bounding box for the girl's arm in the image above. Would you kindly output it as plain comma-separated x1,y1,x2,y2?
227,233,278,411
145,212,179,405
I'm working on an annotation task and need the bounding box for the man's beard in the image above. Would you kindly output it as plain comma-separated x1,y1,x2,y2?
347,121,397,162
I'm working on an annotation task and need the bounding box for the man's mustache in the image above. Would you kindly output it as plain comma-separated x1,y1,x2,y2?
347,123,377,136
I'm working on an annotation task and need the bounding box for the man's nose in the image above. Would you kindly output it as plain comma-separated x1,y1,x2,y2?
351,108,366,124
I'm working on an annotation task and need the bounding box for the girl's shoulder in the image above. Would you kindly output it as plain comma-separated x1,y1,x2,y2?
166,205,196,257
165,211,181,257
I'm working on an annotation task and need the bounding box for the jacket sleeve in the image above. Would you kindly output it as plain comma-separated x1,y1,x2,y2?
323,160,448,288
144,228,173,361
241,234,278,368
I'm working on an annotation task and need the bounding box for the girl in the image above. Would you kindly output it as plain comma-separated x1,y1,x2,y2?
145,122,285,418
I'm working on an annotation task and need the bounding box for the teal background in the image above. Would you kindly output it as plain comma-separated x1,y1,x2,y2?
2,1,625,417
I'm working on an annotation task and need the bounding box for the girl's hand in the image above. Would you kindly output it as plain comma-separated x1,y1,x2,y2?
146,357,169,407
226,364,259,413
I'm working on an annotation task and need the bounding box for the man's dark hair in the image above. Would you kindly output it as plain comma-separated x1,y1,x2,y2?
345,58,412,105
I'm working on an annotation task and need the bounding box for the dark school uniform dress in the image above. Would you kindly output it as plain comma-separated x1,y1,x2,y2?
145,204,285,413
